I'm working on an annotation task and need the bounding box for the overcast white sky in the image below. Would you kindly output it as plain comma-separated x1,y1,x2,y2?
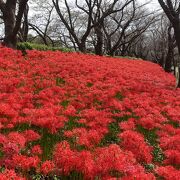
140,0,160,8
138,0,161,13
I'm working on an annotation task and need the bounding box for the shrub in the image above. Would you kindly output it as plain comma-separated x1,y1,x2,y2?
17,42,72,52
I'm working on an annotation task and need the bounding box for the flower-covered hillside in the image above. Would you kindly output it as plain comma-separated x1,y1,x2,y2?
0,47,180,179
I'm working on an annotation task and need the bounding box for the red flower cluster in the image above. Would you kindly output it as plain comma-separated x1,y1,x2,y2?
156,166,180,180
0,169,25,180
119,130,153,163
64,128,103,148
53,141,155,179
0,46,179,179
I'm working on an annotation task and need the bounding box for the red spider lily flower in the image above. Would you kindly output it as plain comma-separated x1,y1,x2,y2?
31,145,43,156
41,160,55,175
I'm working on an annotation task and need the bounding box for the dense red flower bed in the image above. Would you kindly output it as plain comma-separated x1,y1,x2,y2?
0,47,180,179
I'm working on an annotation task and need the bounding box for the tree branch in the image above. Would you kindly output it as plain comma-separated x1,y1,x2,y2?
158,0,175,22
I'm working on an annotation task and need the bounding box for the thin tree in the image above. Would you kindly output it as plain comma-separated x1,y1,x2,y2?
158,0,180,87
52,0,96,52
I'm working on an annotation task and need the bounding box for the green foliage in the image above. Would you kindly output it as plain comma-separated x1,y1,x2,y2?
166,120,180,128
153,146,164,163
32,174,43,180
0,151,4,159
17,42,33,50
136,125,158,146
56,77,65,86
0,166,5,173
113,113,136,123
58,171,84,180
100,121,121,146
60,100,70,108
109,170,124,178
144,163,155,172
39,128,64,161
114,56,142,60
115,92,124,101
32,173,82,180
17,42,72,52
100,112,136,146
136,125,164,163
64,116,84,131
87,82,93,87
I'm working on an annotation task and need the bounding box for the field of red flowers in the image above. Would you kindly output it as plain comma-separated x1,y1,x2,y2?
0,47,180,179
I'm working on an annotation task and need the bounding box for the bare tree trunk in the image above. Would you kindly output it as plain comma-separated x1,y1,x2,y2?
165,50,173,72
78,42,86,53
175,66,180,88
173,22,180,55
94,25,103,56
105,37,112,55
22,4,29,41
108,50,114,56
120,43,126,56
159,55,165,67
165,25,174,72
3,0,17,48
172,19,180,88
